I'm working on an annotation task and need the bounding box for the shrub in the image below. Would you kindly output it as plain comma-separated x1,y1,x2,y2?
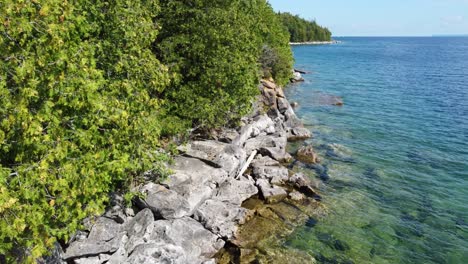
155,0,262,129
0,0,170,261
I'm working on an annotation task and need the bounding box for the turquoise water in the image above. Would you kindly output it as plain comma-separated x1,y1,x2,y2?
284,37,468,264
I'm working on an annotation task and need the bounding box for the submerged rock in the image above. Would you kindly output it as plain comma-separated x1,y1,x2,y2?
296,145,320,164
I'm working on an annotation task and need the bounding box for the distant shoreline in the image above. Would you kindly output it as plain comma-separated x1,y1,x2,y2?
290,40,340,45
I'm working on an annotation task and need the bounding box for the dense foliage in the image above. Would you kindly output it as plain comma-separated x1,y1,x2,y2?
155,0,293,128
0,0,328,261
277,12,332,42
0,0,171,262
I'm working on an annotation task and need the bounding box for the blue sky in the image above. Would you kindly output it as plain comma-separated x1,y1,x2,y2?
268,0,468,36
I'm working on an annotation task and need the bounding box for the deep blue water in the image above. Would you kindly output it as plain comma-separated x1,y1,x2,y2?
284,37,468,263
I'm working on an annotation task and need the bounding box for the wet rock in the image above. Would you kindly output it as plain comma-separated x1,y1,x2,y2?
289,191,305,201
194,199,251,239
333,239,351,251
311,92,344,106
296,145,320,164
291,72,304,83
291,102,299,108
305,217,318,228
283,107,303,128
256,179,288,203
138,183,191,219
323,143,355,163
307,163,330,182
287,127,312,141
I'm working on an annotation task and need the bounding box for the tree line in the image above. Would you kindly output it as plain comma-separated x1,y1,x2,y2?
277,12,332,42
0,0,328,261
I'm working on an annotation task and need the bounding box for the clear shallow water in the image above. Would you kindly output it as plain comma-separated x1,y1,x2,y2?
284,37,468,264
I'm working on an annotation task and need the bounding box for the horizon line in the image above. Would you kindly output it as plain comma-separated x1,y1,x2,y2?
333,35,468,38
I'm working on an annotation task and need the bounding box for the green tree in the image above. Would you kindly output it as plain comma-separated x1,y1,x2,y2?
277,12,332,42
0,0,170,261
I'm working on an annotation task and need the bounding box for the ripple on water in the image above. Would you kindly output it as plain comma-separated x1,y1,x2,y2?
283,37,468,264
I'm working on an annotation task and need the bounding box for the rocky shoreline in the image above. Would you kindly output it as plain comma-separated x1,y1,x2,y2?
50,78,323,264
290,40,340,45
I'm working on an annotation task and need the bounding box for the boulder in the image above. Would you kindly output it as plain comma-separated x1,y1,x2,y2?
213,176,258,206
261,79,277,90
194,199,251,239
277,97,289,113
63,233,123,260
178,141,246,176
291,72,304,83
256,179,288,203
87,217,122,242
259,147,293,163
276,87,285,98
289,191,306,201
126,243,187,264
244,135,285,155
150,217,225,261
169,156,228,186
138,183,192,219
261,88,278,108
251,155,280,168
124,208,155,253
233,124,254,147
291,102,299,109
287,127,312,141
252,165,289,185
218,129,240,143
288,173,319,197
74,254,110,264
296,145,320,164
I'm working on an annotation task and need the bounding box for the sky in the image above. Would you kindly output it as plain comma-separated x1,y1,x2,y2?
268,0,468,36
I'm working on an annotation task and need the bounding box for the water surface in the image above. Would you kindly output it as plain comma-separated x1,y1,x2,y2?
284,37,468,264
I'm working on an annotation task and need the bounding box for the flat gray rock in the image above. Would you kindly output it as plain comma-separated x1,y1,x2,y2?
256,179,288,203
178,141,245,176
194,199,251,239
138,183,191,219
252,165,289,185
259,147,293,163
150,217,225,262
213,176,258,206
63,234,122,260
126,243,187,264
87,217,121,242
